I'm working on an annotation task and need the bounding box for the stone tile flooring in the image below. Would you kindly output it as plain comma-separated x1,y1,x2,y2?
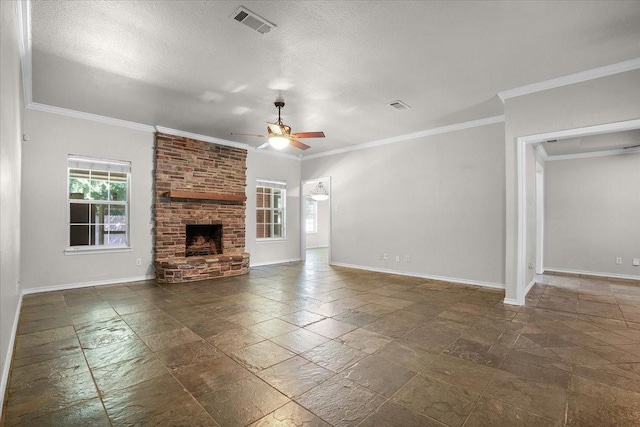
3,249,640,426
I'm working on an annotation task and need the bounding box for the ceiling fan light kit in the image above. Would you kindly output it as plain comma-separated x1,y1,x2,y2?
269,136,290,149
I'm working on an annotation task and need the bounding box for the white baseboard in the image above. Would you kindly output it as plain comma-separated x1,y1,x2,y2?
250,258,302,267
305,245,329,249
1,293,23,414
21,274,156,295
330,262,505,290
503,297,521,306
525,277,537,294
544,268,640,282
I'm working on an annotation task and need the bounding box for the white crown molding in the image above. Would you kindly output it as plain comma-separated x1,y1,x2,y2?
155,126,248,150
302,115,506,161
330,262,505,290
27,102,156,132
498,57,640,102
155,126,300,160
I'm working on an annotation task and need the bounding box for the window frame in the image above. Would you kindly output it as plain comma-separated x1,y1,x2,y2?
256,179,287,242
65,155,132,255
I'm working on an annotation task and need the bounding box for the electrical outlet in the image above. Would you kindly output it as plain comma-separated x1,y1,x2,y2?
405,255,411,263
136,258,142,266
383,253,388,260
395,256,400,262
616,257,623,265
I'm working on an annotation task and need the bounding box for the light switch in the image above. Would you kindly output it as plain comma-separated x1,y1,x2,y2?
633,258,640,267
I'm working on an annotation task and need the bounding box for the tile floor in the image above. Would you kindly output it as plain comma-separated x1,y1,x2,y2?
3,249,640,426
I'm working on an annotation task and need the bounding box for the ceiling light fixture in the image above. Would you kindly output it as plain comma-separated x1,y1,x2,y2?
310,182,329,201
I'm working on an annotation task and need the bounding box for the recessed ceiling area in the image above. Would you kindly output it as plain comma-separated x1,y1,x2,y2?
28,1,640,156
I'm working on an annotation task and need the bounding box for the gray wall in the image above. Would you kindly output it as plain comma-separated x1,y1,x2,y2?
245,150,302,266
20,110,303,287
545,153,640,278
504,69,640,302
302,122,506,287
0,0,23,407
21,109,156,290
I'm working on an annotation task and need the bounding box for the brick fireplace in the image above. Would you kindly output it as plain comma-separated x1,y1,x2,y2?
153,133,250,283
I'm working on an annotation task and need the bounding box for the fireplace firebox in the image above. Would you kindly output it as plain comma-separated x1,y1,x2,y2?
185,224,222,257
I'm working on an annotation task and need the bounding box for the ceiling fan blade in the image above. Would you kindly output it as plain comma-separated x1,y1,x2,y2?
256,141,270,149
230,132,266,138
290,139,311,150
291,131,325,139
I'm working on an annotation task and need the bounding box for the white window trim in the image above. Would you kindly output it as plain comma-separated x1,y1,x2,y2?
66,155,132,254
256,179,287,242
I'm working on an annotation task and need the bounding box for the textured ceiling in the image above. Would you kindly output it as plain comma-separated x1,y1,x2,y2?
30,1,640,156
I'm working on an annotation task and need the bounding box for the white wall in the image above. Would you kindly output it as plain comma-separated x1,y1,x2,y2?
304,180,330,249
302,122,506,287
246,150,302,266
504,69,640,302
0,0,23,409
21,109,155,290
545,153,640,278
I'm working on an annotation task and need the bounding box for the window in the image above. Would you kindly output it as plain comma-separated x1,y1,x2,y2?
67,155,131,252
305,198,318,233
256,179,286,240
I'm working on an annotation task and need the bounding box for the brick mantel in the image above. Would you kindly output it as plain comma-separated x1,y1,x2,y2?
153,133,249,282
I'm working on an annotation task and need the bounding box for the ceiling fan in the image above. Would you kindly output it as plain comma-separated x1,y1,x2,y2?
232,100,325,150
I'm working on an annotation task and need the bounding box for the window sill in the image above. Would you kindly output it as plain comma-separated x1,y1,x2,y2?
64,246,133,255
256,238,287,244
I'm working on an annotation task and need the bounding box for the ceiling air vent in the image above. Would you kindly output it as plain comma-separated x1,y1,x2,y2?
231,6,276,34
388,100,411,111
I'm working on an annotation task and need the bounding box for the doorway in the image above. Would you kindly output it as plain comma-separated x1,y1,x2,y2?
301,177,331,265
535,162,544,275
511,117,640,305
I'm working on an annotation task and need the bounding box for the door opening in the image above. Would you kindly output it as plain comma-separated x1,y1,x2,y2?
535,162,544,275
301,177,331,265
